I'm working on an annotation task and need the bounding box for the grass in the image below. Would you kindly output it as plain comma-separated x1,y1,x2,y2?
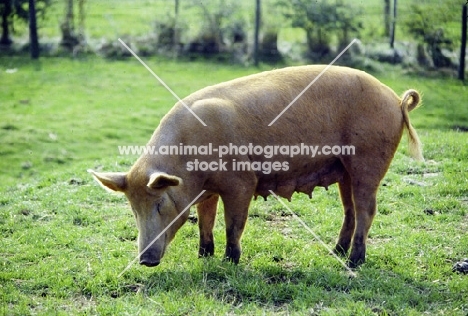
1,55,467,315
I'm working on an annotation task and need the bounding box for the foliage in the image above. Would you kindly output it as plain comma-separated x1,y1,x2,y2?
277,0,362,61
403,1,459,68
60,0,87,50
0,0,50,45
1,0,464,70
154,16,179,49
186,0,247,57
259,27,283,63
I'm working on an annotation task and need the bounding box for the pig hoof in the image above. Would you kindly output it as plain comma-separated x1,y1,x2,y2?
198,244,214,257
333,245,349,257
198,250,214,257
224,245,241,264
223,256,240,264
348,258,365,269
139,259,160,267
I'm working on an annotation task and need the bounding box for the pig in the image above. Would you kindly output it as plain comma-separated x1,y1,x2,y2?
89,65,423,268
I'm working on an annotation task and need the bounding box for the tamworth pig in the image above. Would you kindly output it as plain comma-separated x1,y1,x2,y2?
89,65,423,268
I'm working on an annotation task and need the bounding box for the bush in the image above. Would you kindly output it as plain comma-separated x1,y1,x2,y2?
260,28,282,63
278,0,362,62
404,2,458,68
186,0,245,58
154,18,178,48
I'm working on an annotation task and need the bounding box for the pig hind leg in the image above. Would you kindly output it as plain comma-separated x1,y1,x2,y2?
348,180,378,268
334,171,355,256
340,155,389,267
345,162,385,268
197,194,219,257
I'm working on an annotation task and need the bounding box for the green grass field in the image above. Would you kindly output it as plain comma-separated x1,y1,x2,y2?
1,55,467,315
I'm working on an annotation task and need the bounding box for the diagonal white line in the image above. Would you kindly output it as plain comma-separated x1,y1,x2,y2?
118,190,207,277
268,38,358,126
118,38,207,127
268,190,357,277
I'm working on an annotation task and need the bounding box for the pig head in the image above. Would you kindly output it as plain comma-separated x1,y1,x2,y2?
89,169,186,267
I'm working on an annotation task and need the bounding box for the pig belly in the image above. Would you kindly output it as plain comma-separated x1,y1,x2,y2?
254,159,345,201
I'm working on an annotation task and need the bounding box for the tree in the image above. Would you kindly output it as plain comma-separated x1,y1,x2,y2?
389,0,397,48
404,1,458,68
187,0,243,56
60,0,86,49
29,0,39,58
0,0,13,45
458,4,467,81
173,0,179,50
383,0,390,37
0,0,50,46
278,0,362,60
60,0,77,48
253,0,260,66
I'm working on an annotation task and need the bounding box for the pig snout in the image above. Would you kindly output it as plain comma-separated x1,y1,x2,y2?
139,250,160,267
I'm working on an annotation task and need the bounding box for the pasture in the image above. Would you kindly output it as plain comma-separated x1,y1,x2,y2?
1,0,468,314
1,55,467,315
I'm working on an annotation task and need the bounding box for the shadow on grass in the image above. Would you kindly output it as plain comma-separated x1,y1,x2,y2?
116,257,458,313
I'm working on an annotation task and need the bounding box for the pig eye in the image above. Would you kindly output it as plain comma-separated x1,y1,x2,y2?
155,200,163,214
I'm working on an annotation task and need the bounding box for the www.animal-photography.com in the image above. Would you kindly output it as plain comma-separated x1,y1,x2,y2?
1,0,467,315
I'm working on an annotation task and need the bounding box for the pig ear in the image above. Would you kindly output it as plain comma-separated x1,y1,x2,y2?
88,169,127,193
147,172,182,190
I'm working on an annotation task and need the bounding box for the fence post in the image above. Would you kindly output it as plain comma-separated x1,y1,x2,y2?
29,0,39,59
254,0,261,66
458,4,467,81
389,0,397,48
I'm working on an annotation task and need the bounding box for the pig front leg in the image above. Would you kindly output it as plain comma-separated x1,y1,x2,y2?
220,175,257,264
197,195,219,257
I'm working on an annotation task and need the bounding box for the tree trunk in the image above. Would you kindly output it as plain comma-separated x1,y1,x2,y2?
458,4,467,81
173,0,179,50
0,0,13,45
383,0,390,37
254,0,261,66
29,0,39,59
61,0,78,48
389,0,397,48
78,0,85,41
